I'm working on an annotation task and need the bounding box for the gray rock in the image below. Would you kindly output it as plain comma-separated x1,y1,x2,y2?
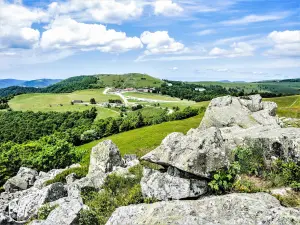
4,168,38,193
33,169,65,189
199,95,280,130
0,213,21,225
8,183,67,221
221,125,300,162
65,173,77,185
141,127,228,178
29,198,85,225
141,168,207,200
88,140,124,175
106,193,300,225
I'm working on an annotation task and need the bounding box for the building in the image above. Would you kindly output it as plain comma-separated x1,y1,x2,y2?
72,100,83,104
195,88,206,92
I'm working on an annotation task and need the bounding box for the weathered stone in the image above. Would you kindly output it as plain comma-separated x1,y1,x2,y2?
106,193,300,225
141,127,228,178
88,140,124,176
221,125,300,162
29,198,85,225
8,183,67,221
141,168,207,200
0,213,21,225
199,95,280,130
4,168,38,193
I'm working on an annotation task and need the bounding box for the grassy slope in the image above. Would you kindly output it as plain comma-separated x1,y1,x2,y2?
124,92,181,101
192,81,300,95
265,95,300,118
76,114,203,159
96,74,163,88
8,89,121,119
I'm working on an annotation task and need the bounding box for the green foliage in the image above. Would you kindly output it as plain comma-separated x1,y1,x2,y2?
90,98,96,104
0,109,97,144
81,165,156,225
233,176,266,193
38,204,58,220
232,146,265,175
267,160,300,187
274,191,300,207
45,166,88,186
79,210,99,225
0,136,80,186
208,162,241,194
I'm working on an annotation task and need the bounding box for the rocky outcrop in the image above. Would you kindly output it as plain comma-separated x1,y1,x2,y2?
141,127,228,178
199,95,280,129
141,168,207,200
89,140,124,175
8,183,67,221
106,193,300,225
4,167,38,193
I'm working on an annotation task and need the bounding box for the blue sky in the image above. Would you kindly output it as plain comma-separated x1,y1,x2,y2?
0,0,299,81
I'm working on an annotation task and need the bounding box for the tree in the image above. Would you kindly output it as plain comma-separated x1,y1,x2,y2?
90,98,96,104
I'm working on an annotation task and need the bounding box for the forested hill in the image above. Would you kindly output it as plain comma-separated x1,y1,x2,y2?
0,79,61,88
0,76,99,97
0,73,162,97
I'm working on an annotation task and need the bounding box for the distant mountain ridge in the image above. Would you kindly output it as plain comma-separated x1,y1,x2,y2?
0,79,62,88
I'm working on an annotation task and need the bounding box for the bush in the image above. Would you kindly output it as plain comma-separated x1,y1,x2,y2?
38,204,58,220
208,162,240,194
45,166,88,185
79,210,99,225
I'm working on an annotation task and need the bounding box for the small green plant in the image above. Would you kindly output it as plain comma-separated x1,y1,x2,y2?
208,162,240,194
79,210,99,225
45,166,88,185
38,204,58,220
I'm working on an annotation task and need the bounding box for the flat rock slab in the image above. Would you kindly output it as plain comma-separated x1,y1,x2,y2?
141,127,229,178
141,168,207,200
106,193,300,225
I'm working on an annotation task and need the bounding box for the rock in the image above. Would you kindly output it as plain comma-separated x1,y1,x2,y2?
65,173,77,185
221,126,300,162
0,213,20,225
141,168,207,200
141,127,228,178
106,193,300,225
4,168,38,193
33,169,65,189
8,183,67,221
199,95,280,130
29,198,85,225
88,140,124,176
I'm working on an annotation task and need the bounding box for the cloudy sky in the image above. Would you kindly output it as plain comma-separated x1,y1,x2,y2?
0,0,299,81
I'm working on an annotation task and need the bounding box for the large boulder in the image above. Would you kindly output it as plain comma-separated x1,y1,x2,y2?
141,127,228,178
106,193,300,225
199,95,280,130
29,198,85,225
88,140,124,176
141,168,207,200
221,125,300,162
8,183,67,222
4,168,38,193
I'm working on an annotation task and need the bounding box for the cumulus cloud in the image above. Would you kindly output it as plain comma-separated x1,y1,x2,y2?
140,31,187,55
0,0,46,49
170,66,179,71
153,0,183,16
265,30,300,56
48,0,144,24
40,18,143,53
209,42,255,58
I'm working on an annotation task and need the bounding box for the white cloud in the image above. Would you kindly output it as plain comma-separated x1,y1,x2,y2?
266,30,300,56
209,42,255,58
48,0,144,24
196,29,215,36
154,0,183,16
170,66,179,71
140,31,187,55
40,18,143,53
0,0,46,49
222,12,290,25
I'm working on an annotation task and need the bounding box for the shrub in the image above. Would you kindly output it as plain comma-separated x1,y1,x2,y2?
79,210,99,225
45,166,88,185
208,162,240,194
38,204,58,220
